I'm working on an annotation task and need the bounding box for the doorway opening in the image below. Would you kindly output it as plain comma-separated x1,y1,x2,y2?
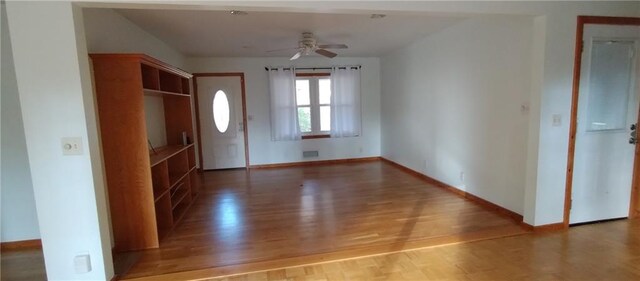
564,16,640,226
193,73,250,170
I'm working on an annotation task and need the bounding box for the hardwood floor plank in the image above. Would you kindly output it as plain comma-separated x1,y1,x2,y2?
0,248,46,281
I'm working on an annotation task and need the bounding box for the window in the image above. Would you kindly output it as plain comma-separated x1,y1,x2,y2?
212,90,230,133
295,75,331,137
585,40,634,131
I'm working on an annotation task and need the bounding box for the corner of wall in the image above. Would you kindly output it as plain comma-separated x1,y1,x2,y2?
523,15,547,225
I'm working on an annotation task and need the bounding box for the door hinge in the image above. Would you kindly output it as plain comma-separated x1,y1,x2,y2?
580,40,584,54
569,198,573,210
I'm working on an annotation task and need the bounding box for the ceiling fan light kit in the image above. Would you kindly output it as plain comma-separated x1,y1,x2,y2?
267,32,348,60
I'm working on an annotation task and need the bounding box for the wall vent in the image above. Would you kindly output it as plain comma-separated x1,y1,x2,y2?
302,150,319,158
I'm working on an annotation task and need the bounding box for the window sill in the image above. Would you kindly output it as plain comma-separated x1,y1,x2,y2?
302,134,331,140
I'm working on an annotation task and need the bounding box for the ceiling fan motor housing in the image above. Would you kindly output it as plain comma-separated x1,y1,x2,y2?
299,32,318,52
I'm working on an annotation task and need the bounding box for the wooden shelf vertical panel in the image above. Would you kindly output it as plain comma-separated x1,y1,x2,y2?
167,150,189,187
171,176,192,224
90,57,159,251
141,63,160,90
189,170,200,197
154,193,173,240
163,95,194,146
159,70,182,93
187,146,196,169
181,77,191,95
151,161,170,199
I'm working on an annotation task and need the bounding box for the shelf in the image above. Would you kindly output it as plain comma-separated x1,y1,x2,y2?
151,161,169,198
154,188,170,203
181,77,191,95
91,53,196,252
144,88,190,97
168,172,190,190
171,187,190,211
171,197,193,226
149,144,194,167
159,70,183,93
154,192,173,240
141,64,160,90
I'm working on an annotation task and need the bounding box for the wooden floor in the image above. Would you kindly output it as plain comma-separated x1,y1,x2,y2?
121,161,526,279
0,248,46,281
4,219,638,281
2,162,639,280
205,219,640,281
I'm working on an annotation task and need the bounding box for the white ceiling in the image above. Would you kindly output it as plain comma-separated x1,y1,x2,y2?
116,9,465,58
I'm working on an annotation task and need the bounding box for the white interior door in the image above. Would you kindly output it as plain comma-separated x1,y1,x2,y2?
571,24,640,224
197,76,246,170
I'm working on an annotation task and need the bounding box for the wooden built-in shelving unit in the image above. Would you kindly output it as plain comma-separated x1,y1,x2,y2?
90,54,199,252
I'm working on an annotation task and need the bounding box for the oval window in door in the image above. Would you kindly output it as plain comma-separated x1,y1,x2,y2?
212,90,230,133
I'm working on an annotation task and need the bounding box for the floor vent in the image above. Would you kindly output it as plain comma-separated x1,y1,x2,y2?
303,150,319,158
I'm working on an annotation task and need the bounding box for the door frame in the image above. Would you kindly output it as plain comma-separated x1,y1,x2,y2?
193,73,250,170
563,16,640,227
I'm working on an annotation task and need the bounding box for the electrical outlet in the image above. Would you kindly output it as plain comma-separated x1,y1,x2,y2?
74,253,91,273
61,137,83,155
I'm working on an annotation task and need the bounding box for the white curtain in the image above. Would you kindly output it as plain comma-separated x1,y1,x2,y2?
330,66,361,137
268,67,301,141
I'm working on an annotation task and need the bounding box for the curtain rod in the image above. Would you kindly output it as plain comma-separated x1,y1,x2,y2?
264,66,361,71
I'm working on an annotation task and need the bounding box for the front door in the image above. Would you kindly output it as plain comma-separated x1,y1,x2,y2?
571,24,640,224
196,75,247,170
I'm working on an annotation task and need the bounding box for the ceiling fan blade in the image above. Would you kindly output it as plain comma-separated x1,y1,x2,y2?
315,49,337,58
317,44,348,49
290,51,302,60
266,47,299,53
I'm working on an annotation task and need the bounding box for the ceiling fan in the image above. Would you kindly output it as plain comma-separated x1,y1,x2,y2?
267,32,348,60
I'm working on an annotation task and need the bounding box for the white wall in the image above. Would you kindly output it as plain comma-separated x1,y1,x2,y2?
530,4,640,225
83,8,185,68
6,2,113,280
187,57,381,165
1,3,41,243
381,16,533,215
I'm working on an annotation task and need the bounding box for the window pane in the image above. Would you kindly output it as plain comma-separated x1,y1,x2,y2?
319,78,331,104
320,105,331,131
212,90,230,133
586,40,634,131
296,80,310,106
297,107,311,133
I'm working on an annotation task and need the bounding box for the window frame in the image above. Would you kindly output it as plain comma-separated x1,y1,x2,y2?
295,73,332,139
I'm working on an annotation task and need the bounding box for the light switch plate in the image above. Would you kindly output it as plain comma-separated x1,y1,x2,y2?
61,137,83,155
552,114,562,127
